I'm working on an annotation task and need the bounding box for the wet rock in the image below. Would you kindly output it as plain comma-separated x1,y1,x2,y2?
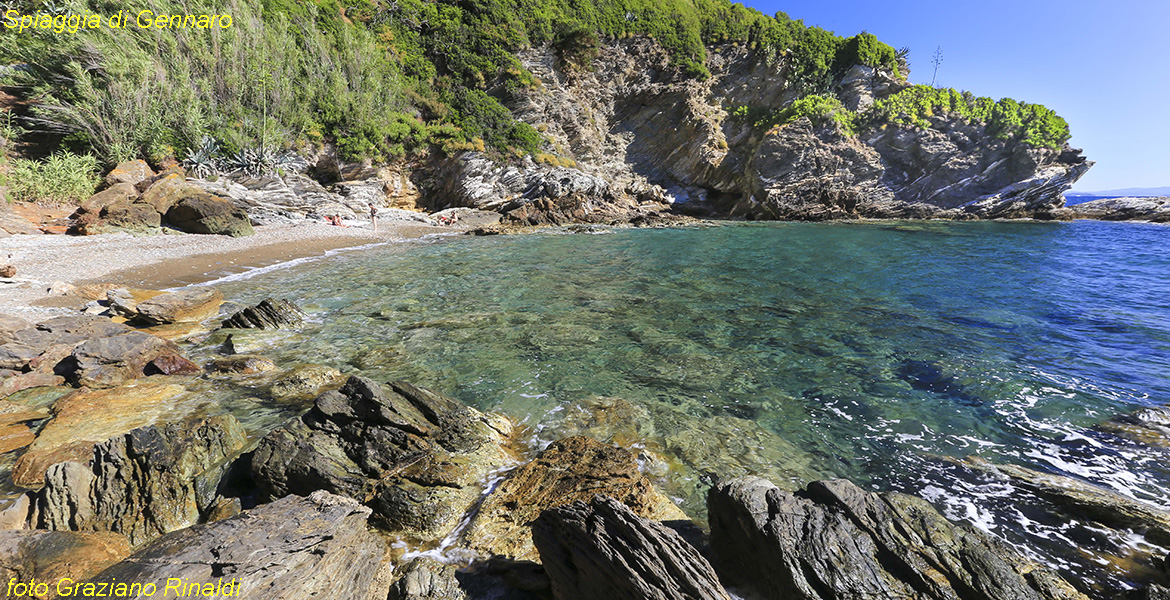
221,298,306,329
1099,405,1170,447
958,456,1170,546
208,355,277,375
389,558,469,600
12,381,189,488
36,414,249,547
267,363,343,400
89,490,391,599
251,376,513,540
0,530,131,593
0,397,48,453
104,159,154,187
0,372,65,399
461,436,686,562
165,192,255,236
708,477,1088,600
59,331,185,388
134,287,224,325
145,354,201,375
533,496,730,600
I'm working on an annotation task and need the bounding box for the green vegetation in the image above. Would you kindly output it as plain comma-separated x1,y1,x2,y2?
732,94,857,135
866,85,1070,150
5,152,99,204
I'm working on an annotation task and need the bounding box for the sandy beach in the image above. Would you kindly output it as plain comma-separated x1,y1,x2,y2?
0,218,463,318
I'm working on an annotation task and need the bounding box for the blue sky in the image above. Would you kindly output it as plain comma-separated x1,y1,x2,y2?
739,0,1169,191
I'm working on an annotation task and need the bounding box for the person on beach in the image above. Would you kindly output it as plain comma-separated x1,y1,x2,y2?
369,203,378,233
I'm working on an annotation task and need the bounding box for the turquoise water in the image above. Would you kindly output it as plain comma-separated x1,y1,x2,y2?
212,220,1170,593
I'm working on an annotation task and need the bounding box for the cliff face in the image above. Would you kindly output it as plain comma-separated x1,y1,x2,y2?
428,38,1091,223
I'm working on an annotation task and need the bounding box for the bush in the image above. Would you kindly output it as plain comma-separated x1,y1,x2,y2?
6,152,99,204
865,85,1070,150
731,95,857,135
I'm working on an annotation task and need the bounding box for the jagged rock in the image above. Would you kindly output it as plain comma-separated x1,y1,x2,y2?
1068,196,1170,222
36,415,249,547
1133,584,1170,600
208,355,277,375
708,477,1088,600
0,315,133,371
134,287,223,325
89,490,391,600
0,530,131,592
106,287,165,318
251,376,513,540
146,354,201,375
165,192,255,236
533,496,730,600
59,330,186,388
267,363,343,400
388,558,469,600
1099,405,1170,447
12,381,190,488
103,160,154,187
221,298,305,329
460,436,686,562
0,397,48,453
958,456,1170,546
71,183,139,233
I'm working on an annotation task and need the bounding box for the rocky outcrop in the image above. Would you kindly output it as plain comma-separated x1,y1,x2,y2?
266,363,343,400
12,381,191,488
251,376,513,540
103,160,154,187
1067,197,1170,222
0,315,130,371
0,530,131,595
460,435,686,562
388,558,470,600
59,330,186,388
708,477,1088,600
533,496,730,600
165,193,255,237
35,415,249,546
221,298,306,329
89,490,391,600
133,287,224,325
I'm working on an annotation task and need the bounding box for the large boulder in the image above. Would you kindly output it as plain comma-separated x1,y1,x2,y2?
388,558,469,600
103,160,154,187
133,287,224,325
11,381,190,488
251,376,513,540
221,298,306,329
138,173,189,214
707,477,1088,600
0,315,132,371
35,415,249,547
460,435,686,562
165,192,254,236
0,531,131,595
88,490,391,600
58,330,185,388
533,496,730,600
96,200,162,234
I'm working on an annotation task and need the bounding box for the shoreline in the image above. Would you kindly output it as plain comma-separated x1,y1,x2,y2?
0,220,466,317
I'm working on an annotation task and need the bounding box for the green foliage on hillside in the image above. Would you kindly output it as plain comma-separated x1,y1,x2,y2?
731,94,857,135
866,85,1070,150
5,152,99,203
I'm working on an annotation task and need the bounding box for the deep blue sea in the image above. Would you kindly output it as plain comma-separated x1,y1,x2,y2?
211,219,1170,594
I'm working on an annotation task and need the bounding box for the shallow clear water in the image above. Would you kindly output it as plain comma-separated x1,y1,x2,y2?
212,220,1170,593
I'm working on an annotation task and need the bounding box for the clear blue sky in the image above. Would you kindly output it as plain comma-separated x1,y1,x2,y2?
739,0,1169,192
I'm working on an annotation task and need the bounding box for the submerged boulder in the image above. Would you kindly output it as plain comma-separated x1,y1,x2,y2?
708,477,1088,600
89,490,390,600
460,435,686,562
533,496,730,600
251,376,513,540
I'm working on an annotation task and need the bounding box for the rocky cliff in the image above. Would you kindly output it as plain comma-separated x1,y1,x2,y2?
419,38,1091,223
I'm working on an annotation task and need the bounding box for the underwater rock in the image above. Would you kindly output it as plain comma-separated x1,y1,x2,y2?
208,355,277,375
707,477,1088,600
251,376,513,541
533,495,730,600
266,363,344,400
89,490,390,600
460,435,686,562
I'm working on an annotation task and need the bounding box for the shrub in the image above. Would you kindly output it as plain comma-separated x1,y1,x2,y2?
6,152,99,204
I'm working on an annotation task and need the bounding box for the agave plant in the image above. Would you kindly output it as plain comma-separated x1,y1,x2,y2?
182,136,221,179
225,146,300,178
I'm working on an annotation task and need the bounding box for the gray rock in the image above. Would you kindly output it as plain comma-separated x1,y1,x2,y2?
0,315,133,371
89,490,391,600
221,298,305,329
37,415,249,547
251,376,512,540
165,192,255,236
60,330,183,388
708,477,1088,600
533,495,730,600
134,287,224,325
389,558,469,600
1068,196,1170,222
